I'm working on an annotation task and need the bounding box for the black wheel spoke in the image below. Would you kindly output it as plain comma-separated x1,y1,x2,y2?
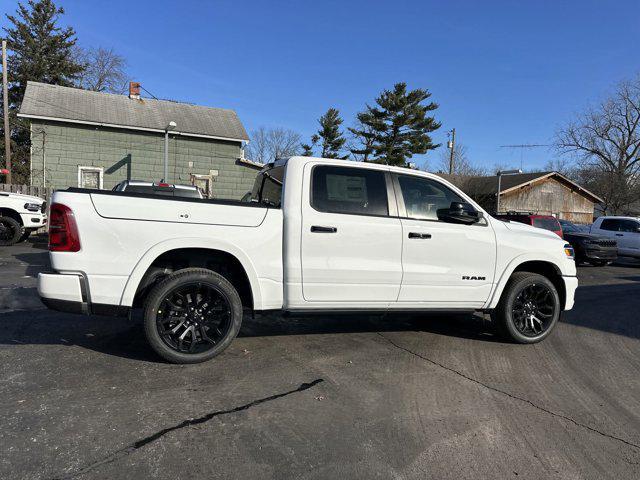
156,281,233,355
512,282,557,338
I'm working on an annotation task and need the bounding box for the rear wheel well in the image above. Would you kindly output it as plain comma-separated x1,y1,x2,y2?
0,208,23,225
134,248,253,310
512,261,566,308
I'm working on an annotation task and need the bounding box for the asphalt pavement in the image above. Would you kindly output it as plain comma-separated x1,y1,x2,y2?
1,237,639,479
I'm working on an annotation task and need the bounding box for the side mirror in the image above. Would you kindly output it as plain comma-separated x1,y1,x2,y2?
437,202,482,225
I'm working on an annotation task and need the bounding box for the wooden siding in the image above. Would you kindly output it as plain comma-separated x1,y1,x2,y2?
28,120,259,200
500,178,594,224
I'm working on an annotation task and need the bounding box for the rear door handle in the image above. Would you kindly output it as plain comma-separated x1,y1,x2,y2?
311,226,337,233
615,233,624,236
408,232,431,239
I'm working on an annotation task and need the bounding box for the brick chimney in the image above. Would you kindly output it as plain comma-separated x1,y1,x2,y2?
129,81,141,99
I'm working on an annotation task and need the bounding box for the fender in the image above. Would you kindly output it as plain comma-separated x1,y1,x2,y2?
119,236,264,309
484,251,564,310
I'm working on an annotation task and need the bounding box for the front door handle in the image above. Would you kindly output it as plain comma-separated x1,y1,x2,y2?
615,233,624,236
408,232,431,239
311,225,337,233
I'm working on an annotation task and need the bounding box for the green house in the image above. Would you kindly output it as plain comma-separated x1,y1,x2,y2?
18,82,260,199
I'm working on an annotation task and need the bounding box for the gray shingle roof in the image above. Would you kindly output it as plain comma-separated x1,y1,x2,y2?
18,81,249,142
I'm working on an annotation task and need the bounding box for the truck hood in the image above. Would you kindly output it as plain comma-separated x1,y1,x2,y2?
501,219,562,240
2,192,45,204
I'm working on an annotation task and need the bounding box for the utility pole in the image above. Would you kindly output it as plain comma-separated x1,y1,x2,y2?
448,128,456,174
2,40,11,184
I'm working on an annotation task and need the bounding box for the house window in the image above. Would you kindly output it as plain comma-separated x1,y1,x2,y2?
78,166,104,189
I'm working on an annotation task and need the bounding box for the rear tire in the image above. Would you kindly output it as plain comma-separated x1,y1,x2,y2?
143,268,243,364
0,217,24,246
492,272,560,344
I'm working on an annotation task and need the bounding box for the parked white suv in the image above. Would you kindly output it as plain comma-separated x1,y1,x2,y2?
38,157,578,363
0,191,47,246
590,216,640,258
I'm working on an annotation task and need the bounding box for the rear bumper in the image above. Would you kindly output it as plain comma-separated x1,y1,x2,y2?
38,272,129,317
562,275,579,310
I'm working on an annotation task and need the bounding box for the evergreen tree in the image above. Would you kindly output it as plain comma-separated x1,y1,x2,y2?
2,0,84,183
348,114,376,162
317,108,346,158
300,134,319,157
352,83,441,166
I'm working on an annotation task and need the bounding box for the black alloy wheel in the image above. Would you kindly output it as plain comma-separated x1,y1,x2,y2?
492,271,561,344
0,217,24,246
143,268,243,363
157,282,233,354
511,283,556,337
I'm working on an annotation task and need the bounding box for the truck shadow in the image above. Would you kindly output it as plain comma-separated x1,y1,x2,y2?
0,282,636,362
0,309,498,363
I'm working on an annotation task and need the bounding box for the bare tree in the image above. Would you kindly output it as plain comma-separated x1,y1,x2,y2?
556,76,640,214
75,47,128,94
436,142,486,176
245,127,301,164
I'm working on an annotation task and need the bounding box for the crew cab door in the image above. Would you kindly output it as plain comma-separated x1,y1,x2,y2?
392,174,496,307
300,164,402,303
596,218,640,256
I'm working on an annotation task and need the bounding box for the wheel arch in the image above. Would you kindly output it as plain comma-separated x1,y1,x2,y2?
121,239,263,310
0,208,23,225
487,256,566,310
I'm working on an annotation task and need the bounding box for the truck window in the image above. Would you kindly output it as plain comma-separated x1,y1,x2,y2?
312,165,388,216
251,166,284,207
600,219,620,231
619,219,640,232
397,175,463,220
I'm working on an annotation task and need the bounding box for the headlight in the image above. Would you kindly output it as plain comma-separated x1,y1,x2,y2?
563,243,575,259
24,202,41,212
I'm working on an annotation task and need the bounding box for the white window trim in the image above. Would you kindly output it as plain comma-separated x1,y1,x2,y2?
78,166,104,189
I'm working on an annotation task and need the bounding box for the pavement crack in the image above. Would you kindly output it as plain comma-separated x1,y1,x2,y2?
49,378,324,480
377,332,640,452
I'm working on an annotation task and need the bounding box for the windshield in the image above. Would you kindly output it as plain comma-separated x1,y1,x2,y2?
250,166,285,207
561,222,580,233
533,217,560,231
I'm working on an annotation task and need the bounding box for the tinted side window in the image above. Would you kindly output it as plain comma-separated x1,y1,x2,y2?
312,165,388,216
619,219,640,232
397,175,463,220
600,219,619,231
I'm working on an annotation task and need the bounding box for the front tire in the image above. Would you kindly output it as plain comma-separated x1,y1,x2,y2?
143,268,243,364
0,217,24,246
18,229,32,243
492,272,561,344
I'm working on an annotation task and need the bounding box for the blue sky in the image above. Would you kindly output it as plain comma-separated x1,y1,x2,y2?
2,0,639,171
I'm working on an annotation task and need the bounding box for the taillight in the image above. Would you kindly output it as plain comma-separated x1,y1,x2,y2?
49,203,81,252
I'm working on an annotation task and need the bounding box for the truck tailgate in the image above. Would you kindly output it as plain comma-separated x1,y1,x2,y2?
90,193,267,227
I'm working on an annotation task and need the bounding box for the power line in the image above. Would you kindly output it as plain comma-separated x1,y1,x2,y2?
499,144,551,170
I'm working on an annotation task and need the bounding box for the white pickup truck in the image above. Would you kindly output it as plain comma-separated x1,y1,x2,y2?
38,157,578,363
0,191,47,245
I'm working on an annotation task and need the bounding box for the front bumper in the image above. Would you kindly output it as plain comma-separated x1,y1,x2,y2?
19,212,47,230
562,275,579,310
582,247,617,261
38,272,128,317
